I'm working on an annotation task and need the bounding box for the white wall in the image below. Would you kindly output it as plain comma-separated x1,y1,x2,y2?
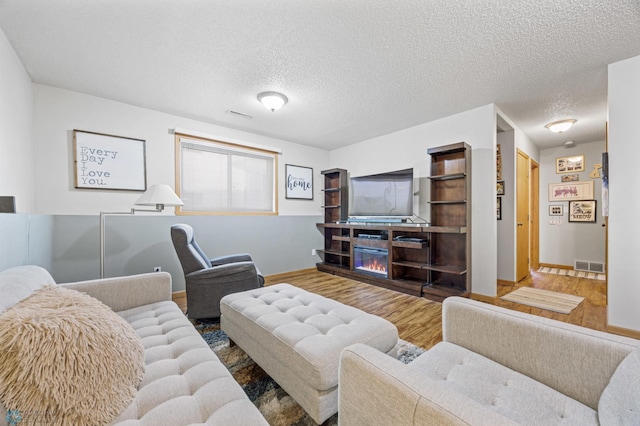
0,27,33,212
608,54,640,332
539,140,606,266
496,130,515,281
330,104,499,297
33,84,329,216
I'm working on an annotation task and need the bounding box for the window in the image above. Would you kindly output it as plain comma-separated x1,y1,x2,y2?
176,134,278,215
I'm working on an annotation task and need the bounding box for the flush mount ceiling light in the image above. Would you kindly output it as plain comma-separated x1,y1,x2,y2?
545,119,576,133
564,140,575,147
258,91,288,112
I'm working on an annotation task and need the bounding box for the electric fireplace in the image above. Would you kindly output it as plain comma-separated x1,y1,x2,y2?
354,246,388,278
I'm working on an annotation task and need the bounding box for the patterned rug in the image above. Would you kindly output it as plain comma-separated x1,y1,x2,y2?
537,266,605,281
500,286,584,314
194,320,425,425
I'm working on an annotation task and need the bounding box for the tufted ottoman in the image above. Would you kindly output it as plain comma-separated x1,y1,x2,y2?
220,283,398,424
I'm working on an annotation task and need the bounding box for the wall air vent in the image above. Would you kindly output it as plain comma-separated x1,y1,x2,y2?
574,260,605,273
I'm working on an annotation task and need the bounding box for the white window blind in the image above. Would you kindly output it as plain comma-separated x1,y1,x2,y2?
178,137,276,214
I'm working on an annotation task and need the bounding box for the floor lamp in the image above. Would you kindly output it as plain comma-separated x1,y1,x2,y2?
100,184,183,278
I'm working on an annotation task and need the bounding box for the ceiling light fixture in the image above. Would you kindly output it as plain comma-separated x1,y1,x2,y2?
564,140,575,147
258,91,288,112
545,119,576,133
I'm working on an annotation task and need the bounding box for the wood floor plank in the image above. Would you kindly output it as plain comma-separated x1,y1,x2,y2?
173,267,609,350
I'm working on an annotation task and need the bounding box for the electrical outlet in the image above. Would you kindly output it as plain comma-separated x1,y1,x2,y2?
153,266,162,272
311,249,317,256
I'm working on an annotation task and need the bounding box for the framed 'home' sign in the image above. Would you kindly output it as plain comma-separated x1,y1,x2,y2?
73,130,147,191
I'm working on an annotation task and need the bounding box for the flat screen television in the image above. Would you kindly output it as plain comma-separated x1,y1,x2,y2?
349,168,414,220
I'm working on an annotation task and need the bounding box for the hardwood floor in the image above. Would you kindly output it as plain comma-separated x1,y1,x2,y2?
173,268,608,350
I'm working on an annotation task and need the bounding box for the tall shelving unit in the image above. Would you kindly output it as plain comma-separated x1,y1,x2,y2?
423,142,471,299
318,169,350,270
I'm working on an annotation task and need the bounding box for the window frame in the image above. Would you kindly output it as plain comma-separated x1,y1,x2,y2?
175,133,279,216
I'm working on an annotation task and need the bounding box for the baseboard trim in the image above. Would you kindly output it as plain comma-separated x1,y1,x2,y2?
172,290,186,297
497,279,516,286
471,293,497,303
606,324,640,340
539,263,573,270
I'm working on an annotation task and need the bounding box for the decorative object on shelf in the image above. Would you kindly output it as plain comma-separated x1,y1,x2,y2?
497,181,505,196
561,174,579,182
555,154,584,174
285,164,313,200
568,200,597,223
100,184,183,278
545,119,576,133
497,197,502,220
548,181,594,202
496,144,502,180
257,91,288,112
589,163,603,179
549,205,563,216
73,129,146,191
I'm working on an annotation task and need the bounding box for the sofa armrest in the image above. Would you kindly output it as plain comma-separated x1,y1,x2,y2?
442,297,639,409
58,272,172,312
339,343,518,426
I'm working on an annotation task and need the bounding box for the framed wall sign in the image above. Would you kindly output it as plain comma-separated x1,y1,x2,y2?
569,200,597,222
549,205,563,216
73,130,147,191
556,154,585,174
548,181,594,201
285,164,313,200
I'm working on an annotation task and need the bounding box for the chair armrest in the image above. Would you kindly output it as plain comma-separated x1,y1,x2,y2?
210,253,253,265
442,297,639,409
58,272,172,312
339,343,517,426
186,261,257,285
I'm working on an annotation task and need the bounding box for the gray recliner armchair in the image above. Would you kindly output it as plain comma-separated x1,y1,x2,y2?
170,223,264,319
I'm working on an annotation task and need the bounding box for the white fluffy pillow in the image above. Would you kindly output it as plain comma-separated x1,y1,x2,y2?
0,285,145,425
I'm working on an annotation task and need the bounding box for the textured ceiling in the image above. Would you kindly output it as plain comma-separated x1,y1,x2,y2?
1,0,639,150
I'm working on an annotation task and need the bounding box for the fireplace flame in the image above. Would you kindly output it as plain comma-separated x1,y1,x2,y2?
362,258,387,273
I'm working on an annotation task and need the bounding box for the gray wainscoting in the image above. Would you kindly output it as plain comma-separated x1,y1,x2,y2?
2,214,324,292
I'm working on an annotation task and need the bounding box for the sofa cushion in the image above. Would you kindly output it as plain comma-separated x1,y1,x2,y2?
599,347,640,425
0,285,145,425
113,300,268,425
409,341,598,425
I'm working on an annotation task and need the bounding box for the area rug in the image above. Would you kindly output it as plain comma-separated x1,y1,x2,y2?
537,266,605,281
194,320,425,425
500,286,584,314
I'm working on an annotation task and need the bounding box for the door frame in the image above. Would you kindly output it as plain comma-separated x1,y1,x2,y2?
530,159,540,271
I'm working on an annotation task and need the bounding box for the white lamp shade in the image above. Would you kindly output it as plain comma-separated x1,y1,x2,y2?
135,184,184,207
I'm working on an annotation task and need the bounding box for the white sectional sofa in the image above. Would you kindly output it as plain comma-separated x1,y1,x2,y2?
0,265,268,426
339,296,640,425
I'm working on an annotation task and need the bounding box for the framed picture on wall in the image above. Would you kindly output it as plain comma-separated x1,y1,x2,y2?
549,205,563,216
497,197,502,220
497,181,505,196
73,130,147,191
285,164,314,200
569,200,597,222
549,181,594,201
561,173,580,182
556,154,585,174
